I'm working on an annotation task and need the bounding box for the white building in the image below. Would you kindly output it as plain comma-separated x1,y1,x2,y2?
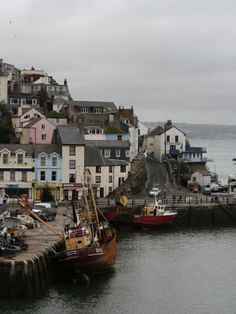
0,68,8,104
56,127,85,200
145,121,186,162
191,171,211,187
85,146,129,198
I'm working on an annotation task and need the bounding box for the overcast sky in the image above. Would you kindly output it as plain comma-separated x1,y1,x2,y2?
1,0,236,124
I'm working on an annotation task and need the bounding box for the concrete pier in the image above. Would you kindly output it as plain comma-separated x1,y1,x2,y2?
0,210,66,298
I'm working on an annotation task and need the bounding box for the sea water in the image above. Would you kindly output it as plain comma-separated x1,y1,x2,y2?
190,138,236,185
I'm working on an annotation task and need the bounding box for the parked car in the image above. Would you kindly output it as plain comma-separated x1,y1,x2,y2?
32,203,57,221
202,186,211,195
149,187,161,197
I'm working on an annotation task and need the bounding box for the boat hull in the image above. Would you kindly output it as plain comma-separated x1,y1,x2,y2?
132,213,176,228
55,233,116,276
104,208,177,229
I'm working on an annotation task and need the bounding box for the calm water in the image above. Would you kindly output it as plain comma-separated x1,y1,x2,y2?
3,138,236,313
191,138,236,185
2,228,236,314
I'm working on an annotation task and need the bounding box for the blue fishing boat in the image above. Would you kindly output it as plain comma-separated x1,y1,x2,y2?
0,245,18,257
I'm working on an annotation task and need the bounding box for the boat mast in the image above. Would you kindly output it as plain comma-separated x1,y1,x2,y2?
86,169,100,227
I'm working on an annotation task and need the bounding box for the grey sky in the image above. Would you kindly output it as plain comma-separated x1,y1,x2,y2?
1,0,236,124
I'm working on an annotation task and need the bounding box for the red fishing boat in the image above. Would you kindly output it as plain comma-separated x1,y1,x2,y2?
56,171,116,278
131,197,177,228
104,195,177,229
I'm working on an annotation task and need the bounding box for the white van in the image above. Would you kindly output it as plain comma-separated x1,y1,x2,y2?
32,202,51,213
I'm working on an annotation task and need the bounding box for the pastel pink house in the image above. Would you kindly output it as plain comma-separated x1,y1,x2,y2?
20,117,56,144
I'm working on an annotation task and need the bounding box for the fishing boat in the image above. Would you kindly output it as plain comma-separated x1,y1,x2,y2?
0,245,18,257
104,194,177,229
131,197,177,228
55,170,116,278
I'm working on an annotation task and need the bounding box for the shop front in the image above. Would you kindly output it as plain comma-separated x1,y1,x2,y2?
63,183,83,200
34,183,63,202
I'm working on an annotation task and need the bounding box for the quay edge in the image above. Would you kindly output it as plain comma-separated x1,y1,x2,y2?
0,240,64,298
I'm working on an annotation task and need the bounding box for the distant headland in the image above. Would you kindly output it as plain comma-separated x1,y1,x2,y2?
142,121,236,139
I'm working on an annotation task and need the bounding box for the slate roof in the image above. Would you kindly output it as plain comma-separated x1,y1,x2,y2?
85,146,128,166
0,144,35,155
24,117,42,128
85,140,130,148
185,146,206,153
73,101,117,113
34,144,61,156
0,144,61,156
147,125,185,137
57,126,85,145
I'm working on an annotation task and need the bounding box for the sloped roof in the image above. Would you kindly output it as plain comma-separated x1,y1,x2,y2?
85,140,129,148
73,101,117,113
192,170,211,177
0,144,34,155
148,126,164,136
24,117,42,128
0,144,61,156
57,126,85,145
34,144,61,156
147,125,185,137
85,146,128,166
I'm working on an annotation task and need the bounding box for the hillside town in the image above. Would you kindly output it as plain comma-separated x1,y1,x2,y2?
0,58,216,204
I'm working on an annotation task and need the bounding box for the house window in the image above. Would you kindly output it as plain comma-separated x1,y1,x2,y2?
69,160,76,169
22,172,27,182
94,108,103,113
116,150,120,157
10,171,15,182
109,187,113,194
2,154,9,164
51,171,57,181
95,176,101,183
96,166,101,173
41,124,45,129
69,146,76,156
117,135,122,141
175,135,179,143
166,135,170,142
40,171,46,181
40,156,46,167
69,173,76,183
120,165,126,173
52,157,57,167
125,150,130,157
109,166,112,173
109,175,112,183
0,171,4,181
17,154,23,164
81,107,88,113
42,134,47,141
104,149,110,157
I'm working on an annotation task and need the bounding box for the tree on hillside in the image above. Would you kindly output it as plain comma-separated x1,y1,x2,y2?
0,102,14,143
38,87,51,114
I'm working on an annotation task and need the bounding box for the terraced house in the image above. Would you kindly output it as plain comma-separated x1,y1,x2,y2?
0,144,35,201
34,145,62,202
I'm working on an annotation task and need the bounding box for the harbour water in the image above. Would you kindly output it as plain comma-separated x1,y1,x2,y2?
2,228,236,314
2,138,236,314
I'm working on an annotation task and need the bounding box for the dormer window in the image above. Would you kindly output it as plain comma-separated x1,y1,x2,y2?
17,153,23,164
40,156,46,167
2,153,9,164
